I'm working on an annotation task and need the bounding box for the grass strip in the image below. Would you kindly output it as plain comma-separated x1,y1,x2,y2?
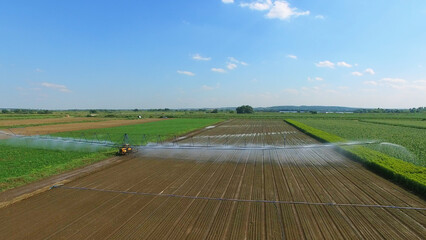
285,119,426,199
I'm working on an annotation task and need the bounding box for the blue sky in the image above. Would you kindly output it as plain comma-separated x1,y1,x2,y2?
1,0,425,109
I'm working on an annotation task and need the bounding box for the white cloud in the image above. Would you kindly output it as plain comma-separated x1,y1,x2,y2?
226,57,248,69
315,15,325,19
201,83,220,91
363,81,378,86
308,77,323,82
177,70,195,76
337,61,352,68
41,82,71,93
192,53,211,61
412,80,426,90
414,80,426,84
35,68,44,73
222,0,234,3
240,1,309,20
227,63,237,70
377,78,426,91
211,68,226,73
363,78,426,91
286,54,297,59
240,0,272,10
315,60,335,68
228,57,248,66
266,1,310,20
365,68,375,75
201,85,215,91
381,78,406,84
283,88,299,94
228,57,238,63
352,71,363,76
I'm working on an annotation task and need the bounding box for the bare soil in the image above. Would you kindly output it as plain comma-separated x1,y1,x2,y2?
0,117,104,127
2,118,165,135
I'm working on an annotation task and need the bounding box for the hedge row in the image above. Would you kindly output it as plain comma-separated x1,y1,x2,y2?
285,119,426,199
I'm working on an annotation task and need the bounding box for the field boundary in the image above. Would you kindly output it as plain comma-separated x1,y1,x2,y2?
285,119,426,199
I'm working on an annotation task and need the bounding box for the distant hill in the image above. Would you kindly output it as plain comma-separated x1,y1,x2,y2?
161,106,366,112
254,106,361,113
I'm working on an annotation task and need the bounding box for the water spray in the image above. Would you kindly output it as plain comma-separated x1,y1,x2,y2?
0,133,113,152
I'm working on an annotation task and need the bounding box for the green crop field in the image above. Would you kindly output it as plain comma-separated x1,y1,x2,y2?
52,118,221,145
0,118,221,192
292,118,426,167
0,145,112,192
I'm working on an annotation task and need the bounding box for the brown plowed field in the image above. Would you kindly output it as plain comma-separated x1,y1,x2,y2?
1,118,164,135
0,119,424,239
0,117,104,127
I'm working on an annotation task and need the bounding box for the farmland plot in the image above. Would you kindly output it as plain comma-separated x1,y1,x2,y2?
0,119,424,239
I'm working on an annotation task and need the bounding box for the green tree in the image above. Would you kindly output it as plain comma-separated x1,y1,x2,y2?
236,105,254,114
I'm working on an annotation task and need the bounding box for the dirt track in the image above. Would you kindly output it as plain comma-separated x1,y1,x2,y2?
2,118,165,135
0,119,424,239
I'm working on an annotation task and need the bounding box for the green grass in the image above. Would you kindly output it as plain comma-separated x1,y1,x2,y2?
286,119,426,198
292,119,425,167
52,118,222,145
0,118,222,192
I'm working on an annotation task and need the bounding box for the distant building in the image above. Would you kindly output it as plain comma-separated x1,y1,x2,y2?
279,111,306,113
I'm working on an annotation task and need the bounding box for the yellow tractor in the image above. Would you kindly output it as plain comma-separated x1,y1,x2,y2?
118,143,133,155
117,134,134,155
